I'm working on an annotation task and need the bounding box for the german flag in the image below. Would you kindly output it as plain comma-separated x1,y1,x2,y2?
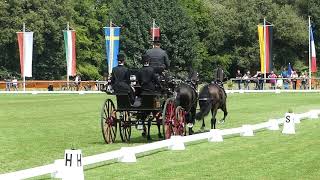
258,24,273,73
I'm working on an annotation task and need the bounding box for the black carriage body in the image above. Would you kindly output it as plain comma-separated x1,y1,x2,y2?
116,93,163,111
100,91,168,144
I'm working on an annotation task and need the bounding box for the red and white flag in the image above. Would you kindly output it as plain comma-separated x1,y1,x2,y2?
150,27,160,41
150,20,160,41
63,30,76,76
17,32,33,77
310,28,317,72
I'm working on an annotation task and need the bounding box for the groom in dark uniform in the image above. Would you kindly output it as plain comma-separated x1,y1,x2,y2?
111,53,135,104
138,54,160,93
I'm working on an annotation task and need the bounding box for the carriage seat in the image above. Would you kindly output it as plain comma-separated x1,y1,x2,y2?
115,92,161,109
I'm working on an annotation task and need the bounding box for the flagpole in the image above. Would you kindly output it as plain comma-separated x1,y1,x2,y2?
263,17,266,90
152,19,155,48
108,20,112,77
23,23,26,92
67,22,70,89
308,16,312,90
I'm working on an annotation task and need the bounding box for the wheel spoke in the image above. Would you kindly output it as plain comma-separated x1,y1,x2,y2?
104,126,108,138
104,109,108,119
124,128,128,140
111,124,116,136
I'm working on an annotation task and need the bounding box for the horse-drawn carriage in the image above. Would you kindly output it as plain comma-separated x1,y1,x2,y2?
100,70,228,144
100,72,188,144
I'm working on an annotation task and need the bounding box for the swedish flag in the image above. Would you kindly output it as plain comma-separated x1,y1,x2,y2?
104,27,121,74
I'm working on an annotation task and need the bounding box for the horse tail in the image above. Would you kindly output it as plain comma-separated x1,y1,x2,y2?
195,101,212,120
195,85,213,120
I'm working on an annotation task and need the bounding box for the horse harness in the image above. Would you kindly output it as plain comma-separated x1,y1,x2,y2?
198,82,225,102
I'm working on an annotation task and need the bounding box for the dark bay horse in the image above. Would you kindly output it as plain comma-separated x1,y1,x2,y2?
195,83,228,129
175,71,199,135
175,83,198,134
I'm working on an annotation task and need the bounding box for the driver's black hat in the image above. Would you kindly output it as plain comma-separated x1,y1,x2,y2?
142,54,150,63
117,53,126,62
152,37,161,43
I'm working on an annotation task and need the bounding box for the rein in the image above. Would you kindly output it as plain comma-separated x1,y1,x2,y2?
198,97,213,101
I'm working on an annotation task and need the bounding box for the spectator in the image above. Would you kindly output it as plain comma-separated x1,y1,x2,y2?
235,69,242,90
258,72,264,90
276,75,283,89
291,71,298,90
75,75,81,91
305,71,309,89
300,72,307,90
4,74,11,91
268,71,277,90
12,76,18,91
281,68,289,89
253,71,263,90
243,71,251,90
48,84,54,91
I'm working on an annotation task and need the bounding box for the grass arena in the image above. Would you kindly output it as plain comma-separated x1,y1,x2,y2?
0,93,320,179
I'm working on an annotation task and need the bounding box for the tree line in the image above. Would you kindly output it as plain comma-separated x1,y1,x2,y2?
0,0,319,82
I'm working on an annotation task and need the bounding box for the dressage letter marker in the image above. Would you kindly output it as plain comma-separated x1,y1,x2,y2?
282,113,295,134
61,149,84,180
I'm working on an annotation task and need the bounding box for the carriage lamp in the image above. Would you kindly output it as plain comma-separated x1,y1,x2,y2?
154,98,161,108
136,120,144,130
130,75,137,86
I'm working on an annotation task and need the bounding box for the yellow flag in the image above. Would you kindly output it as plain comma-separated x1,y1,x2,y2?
258,25,264,72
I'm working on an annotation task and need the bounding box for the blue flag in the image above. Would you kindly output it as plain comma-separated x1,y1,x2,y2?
104,27,121,74
288,63,292,76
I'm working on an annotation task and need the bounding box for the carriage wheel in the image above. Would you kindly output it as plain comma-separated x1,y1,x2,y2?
119,111,131,142
175,106,186,136
162,97,176,139
101,99,117,144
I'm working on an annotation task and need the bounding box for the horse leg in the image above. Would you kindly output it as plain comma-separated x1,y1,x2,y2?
142,121,146,137
219,103,228,124
147,118,152,141
186,112,194,135
210,107,218,129
156,114,163,138
188,127,193,135
188,105,197,134
141,113,147,137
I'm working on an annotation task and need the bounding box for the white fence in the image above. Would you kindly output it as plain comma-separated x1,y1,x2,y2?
0,91,104,94
0,109,319,180
227,89,320,93
2,89,320,95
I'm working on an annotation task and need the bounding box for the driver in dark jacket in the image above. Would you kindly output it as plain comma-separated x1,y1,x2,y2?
111,53,135,104
145,38,170,74
213,66,227,96
213,67,225,83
